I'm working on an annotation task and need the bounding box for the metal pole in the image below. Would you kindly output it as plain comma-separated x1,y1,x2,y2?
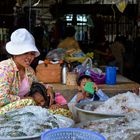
28,0,32,31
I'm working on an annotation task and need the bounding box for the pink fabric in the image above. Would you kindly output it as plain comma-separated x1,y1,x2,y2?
55,92,67,105
18,76,30,97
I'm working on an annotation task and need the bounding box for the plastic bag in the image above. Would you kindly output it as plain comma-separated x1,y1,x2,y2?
73,57,93,74
78,68,106,84
46,48,66,60
88,68,106,84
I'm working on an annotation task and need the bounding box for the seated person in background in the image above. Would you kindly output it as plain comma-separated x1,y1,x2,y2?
94,41,115,66
70,71,109,104
111,36,125,74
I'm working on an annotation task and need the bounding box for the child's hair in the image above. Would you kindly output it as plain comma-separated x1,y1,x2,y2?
77,75,100,101
77,75,93,86
29,82,50,107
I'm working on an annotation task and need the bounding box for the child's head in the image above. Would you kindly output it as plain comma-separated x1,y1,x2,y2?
77,71,96,99
29,82,50,107
77,75,93,92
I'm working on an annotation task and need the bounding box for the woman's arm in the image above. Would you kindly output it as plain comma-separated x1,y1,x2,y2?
0,69,20,107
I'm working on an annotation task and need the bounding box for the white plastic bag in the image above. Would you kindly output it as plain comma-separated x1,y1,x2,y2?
73,57,93,74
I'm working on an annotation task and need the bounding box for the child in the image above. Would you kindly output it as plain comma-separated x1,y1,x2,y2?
28,82,72,118
28,82,52,108
69,71,109,104
29,82,68,109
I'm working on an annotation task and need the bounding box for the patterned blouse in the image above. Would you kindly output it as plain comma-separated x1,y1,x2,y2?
0,58,37,107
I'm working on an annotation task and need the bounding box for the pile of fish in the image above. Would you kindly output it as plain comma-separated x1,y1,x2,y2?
76,91,140,140
78,111,140,140
83,91,140,114
0,106,74,138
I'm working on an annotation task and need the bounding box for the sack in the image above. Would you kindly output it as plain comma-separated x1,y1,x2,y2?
66,72,78,86
36,63,62,83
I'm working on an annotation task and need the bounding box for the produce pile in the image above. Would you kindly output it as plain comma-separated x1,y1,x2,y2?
0,106,74,138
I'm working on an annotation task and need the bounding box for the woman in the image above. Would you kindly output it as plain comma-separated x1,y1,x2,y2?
0,28,40,109
111,36,125,74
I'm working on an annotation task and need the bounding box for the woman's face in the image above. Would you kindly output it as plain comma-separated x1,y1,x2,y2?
13,52,36,68
32,92,46,107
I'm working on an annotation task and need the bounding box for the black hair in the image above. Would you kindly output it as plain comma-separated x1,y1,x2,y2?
77,75,100,101
77,75,93,86
29,82,50,107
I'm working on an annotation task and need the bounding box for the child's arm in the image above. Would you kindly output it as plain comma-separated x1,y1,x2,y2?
46,86,55,106
76,92,85,103
69,92,85,104
92,83,109,101
93,83,98,92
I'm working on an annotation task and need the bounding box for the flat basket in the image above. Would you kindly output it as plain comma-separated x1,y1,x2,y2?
41,128,106,140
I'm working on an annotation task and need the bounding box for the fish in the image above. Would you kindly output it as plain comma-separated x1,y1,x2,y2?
6,131,27,137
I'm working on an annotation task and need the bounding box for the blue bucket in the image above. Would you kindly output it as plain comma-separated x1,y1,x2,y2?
105,66,116,85
41,128,106,140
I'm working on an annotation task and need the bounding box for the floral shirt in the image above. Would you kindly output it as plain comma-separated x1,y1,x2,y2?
0,58,37,107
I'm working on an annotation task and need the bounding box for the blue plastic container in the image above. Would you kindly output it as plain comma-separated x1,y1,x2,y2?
105,66,116,85
41,128,106,140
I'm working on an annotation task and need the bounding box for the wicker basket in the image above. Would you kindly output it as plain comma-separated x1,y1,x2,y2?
36,63,62,83
41,128,106,140
66,72,78,86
